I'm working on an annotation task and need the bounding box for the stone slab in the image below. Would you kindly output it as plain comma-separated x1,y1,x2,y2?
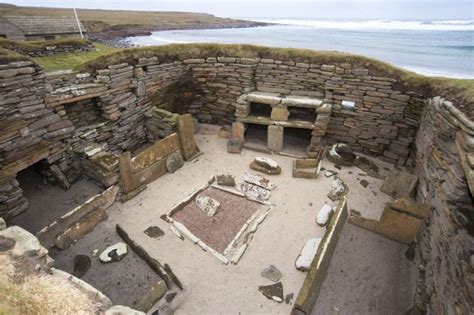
178,114,199,161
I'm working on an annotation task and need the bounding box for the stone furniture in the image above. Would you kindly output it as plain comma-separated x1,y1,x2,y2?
234,92,332,157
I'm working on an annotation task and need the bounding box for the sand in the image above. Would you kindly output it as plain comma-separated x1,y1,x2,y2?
98,125,393,313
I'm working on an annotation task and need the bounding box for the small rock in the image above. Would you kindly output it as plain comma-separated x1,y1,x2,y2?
0,218,6,230
261,265,282,282
334,165,342,170
92,249,99,257
360,179,369,188
165,292,178,303
144,226,165,239
258,282,284,303
327,143,356,166
227,138,242,154
285,293,294,304
325,170,337,178
327,177,348,201
196,195,220,217
316,204,333,227
99,242,128,263
295,238,322,271
73,254,91,278
216,174,236,186
166,152,184,173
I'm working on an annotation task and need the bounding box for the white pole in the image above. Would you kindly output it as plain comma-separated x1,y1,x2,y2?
73,8,84,39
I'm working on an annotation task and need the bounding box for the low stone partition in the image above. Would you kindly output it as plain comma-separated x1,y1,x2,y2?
292,197,348,314
0,177,29,219
0,38,94,58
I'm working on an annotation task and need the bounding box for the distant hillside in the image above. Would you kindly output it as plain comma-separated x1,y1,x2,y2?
0,4,269,39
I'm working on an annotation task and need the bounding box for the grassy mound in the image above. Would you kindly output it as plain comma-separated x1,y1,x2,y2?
0,38,91,53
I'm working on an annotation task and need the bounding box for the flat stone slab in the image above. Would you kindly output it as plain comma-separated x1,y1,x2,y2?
380,170,418,198
99,242,128,263
144,226,165,239
258,281,284,303
216,174,236,187
295,238,322,271
250,161,282,175
237,182,271,201
196,195,221,217
244,172,276,190
261,265,283,282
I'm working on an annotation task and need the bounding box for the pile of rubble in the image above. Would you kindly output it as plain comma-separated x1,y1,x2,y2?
145,108,179,142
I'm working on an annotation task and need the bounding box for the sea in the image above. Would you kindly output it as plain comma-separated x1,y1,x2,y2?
126,18,474,79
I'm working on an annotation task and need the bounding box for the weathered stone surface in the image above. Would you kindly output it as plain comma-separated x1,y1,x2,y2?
231,122,245,141
295,238,322,271
0,217,6,230
144,226,165,239
267,125,283,152
73,254,91,278
0,235,15,252
261,265,283,282
271,107,290,121
237,182,271,201
216,174,236,186
166,151,184,173
196,195,221,216
227,138,243,153
327,177,348,201
244,172,276,190
258,282,284,303
99,242,128,263
316,204,333,227
0,226,48,257
136,280,167,312
178,114,199,160
354,156,379,174
380,170,418,198
250,157,282,175
327,143,356,166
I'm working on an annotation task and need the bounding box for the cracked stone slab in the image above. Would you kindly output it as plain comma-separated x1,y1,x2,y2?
295,238,322,271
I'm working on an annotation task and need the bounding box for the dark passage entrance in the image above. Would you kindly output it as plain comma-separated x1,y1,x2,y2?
282,127,312,156
10,163,101,234
244,124,268,150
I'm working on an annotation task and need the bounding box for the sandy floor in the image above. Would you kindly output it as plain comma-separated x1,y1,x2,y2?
10,168,102,234
312,223,417,314
92,125,394,314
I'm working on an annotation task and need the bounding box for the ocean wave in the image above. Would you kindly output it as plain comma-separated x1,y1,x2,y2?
253,19,474,31
135,35,190,45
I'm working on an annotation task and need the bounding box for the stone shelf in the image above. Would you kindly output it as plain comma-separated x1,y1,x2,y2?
242,92,324,109
237,115,315,129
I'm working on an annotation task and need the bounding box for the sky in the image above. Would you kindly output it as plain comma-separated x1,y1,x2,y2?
2,0,473,20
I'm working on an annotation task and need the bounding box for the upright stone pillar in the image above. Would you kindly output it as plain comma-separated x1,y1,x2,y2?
232,122,245,141
267,125,284,152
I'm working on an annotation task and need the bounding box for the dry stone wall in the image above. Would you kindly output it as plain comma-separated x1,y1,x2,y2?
413,97,473,314
0,49,472,314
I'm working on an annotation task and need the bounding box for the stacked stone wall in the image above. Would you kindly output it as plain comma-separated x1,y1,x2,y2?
0,50,473,314
413,97,473,314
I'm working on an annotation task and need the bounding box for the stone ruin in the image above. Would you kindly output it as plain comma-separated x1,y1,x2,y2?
0,47,472,314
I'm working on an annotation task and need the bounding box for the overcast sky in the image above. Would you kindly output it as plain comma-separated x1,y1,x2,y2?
3,1,473,20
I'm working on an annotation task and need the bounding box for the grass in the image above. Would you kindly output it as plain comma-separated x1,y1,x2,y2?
0,5,256,33
33,43,119,72
0,254,100,314
0,38,90,52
